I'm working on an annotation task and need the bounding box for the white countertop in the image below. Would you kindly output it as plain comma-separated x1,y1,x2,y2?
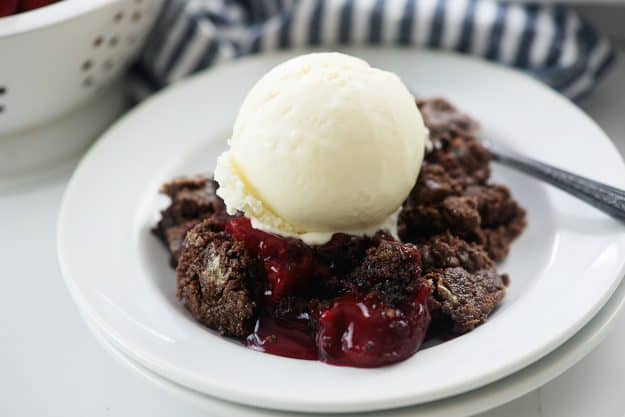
1,57,624,417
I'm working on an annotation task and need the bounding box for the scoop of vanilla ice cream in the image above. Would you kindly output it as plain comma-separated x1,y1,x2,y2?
215,52,427,244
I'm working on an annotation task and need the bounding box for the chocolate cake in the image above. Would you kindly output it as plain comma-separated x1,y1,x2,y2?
175,217,259,337
399,98,526,261
152,97,527,366
420,233,507,335
153,176,226,265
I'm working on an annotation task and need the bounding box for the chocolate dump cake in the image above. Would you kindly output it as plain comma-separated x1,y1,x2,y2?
399,99,526,261
153,97,526,367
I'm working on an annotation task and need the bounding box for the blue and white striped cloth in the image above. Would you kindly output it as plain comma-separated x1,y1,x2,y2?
135,0,617,101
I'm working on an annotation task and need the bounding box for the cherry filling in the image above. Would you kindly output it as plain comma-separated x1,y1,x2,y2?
226,217,313,302
226,217,431,367
316,287,431,367
246,315,318,360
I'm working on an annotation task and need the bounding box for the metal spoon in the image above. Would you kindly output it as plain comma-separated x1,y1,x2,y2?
480,138,625,222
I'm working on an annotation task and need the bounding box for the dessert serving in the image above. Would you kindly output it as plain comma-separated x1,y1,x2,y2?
153,53,526,368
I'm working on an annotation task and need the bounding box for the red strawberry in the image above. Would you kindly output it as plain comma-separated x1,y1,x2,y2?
19,0,59,12
0,0,18,17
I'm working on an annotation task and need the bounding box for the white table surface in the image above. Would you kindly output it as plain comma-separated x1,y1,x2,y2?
1,57,624,417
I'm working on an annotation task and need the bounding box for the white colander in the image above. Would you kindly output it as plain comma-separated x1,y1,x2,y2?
0,0,163,181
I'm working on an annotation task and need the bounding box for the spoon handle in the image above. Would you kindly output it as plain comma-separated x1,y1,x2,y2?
481,139,625,222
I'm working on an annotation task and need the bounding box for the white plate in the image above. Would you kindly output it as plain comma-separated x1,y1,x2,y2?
81,268,625,417
58,48,625,413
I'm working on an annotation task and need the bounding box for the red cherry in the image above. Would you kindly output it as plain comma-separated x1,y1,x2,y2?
226,217,313,303
0,0,18,16
316,287,431,368
18,0,59,12
245,315,317,360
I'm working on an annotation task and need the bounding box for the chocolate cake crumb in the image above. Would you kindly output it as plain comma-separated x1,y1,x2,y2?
163,220,200,263
272,296,311,321
465,184,524,228
349,240,426,307
401,98,526,262
312,231,394,296
154,176,226,265
399,195,481,240
420,233,507,335
426,138,491,186
176,219,260,337
476,219,527,261
417,98,480,146
466,184,527,261
405,164,463,204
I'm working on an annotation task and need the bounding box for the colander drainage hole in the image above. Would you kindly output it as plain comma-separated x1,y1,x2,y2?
0,86,5,115
82,77,95,88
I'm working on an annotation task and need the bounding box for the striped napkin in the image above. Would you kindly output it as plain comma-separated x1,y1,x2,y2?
135,0,617,101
